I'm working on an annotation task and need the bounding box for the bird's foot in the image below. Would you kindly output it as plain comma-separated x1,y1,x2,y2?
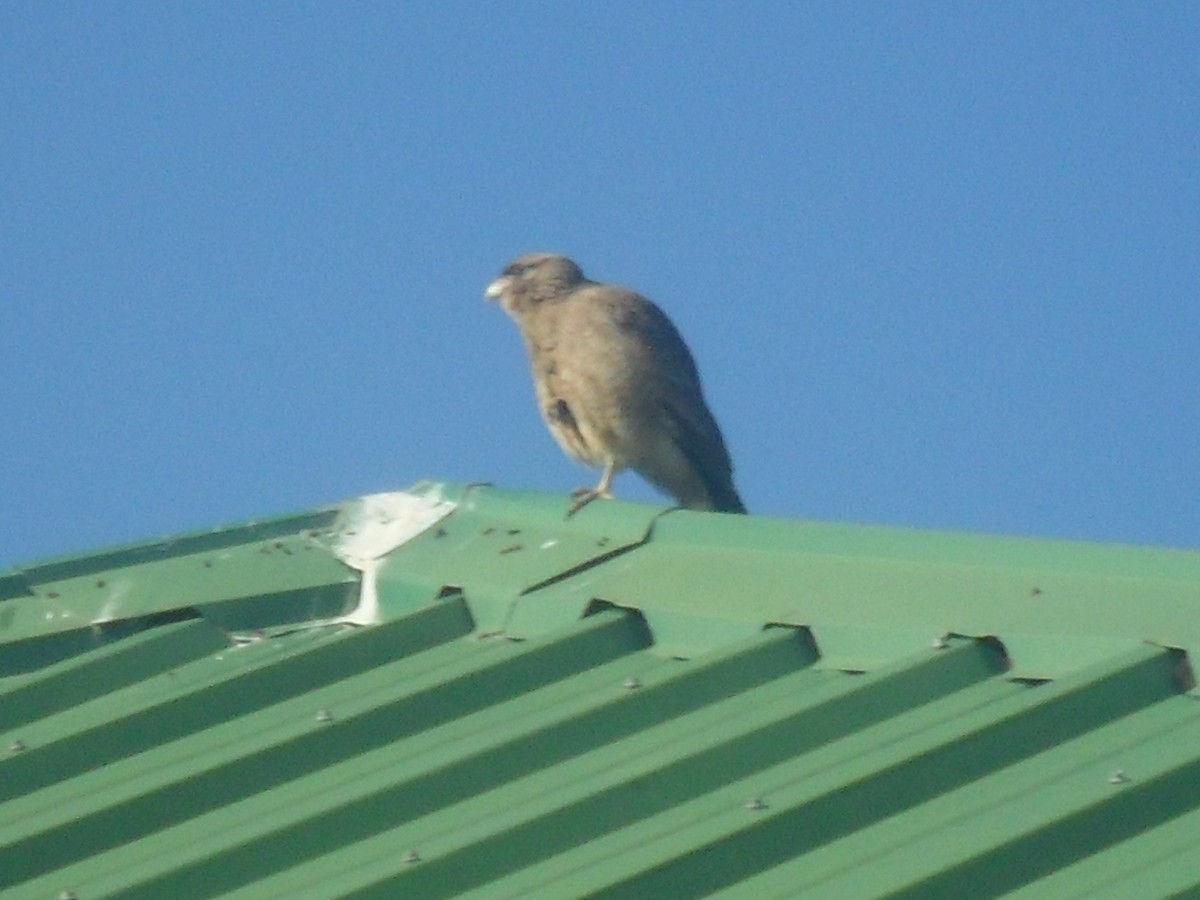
566,486,613,518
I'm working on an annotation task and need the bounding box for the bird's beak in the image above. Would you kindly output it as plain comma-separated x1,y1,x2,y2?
484,276,510,301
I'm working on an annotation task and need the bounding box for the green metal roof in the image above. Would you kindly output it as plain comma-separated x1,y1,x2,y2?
3,481,1200,898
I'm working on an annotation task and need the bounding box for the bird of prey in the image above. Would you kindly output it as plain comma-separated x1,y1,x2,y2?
485,253,746,515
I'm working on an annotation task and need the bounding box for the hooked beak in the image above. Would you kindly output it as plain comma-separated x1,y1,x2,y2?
484,275,510,301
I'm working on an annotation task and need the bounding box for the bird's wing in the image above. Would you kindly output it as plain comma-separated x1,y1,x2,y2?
606,292,703,386
606,292,743,510
608,295,718,427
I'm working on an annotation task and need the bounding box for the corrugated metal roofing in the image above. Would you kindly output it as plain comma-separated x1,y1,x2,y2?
3,481,1200,898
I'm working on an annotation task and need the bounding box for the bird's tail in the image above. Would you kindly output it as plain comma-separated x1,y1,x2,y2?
708,484,748,515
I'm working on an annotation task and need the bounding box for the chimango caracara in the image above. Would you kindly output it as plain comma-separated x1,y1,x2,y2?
485,253,746,515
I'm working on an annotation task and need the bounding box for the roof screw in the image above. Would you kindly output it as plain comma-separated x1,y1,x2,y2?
9,740,26,753
931,636,949,650
402,849,421,864
316,708,334,723
744,798,768,811
1108,770,1131,785
623,676,642,690
59,892,78,900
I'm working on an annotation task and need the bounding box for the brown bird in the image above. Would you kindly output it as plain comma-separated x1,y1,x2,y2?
485,252,746,515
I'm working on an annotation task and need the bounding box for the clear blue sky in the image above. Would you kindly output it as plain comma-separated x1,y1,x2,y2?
3,3,1198,565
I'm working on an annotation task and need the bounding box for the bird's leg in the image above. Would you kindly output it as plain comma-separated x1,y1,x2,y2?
567,460,616,517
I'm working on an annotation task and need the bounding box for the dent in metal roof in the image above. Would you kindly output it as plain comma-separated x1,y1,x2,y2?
2,482,1199,898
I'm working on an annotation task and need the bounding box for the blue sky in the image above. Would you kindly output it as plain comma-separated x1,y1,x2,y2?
3,3,1198,565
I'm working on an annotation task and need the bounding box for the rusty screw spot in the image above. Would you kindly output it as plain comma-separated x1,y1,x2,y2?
498,544,522,555
744,798,768,811
1030,587,1042,596
95,579,106,588
435,527,448,538
47,591,59,599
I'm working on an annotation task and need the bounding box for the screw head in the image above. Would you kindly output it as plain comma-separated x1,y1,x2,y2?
744,798,768,811
623,676,642,690
402,849,421,864
1108,770,1131,785
316,709,333,723
9,740,25,753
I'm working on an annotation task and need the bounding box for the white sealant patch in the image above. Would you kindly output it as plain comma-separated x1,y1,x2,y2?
330,490,457,625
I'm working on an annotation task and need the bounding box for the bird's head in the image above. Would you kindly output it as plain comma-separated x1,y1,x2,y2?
485,253,585,315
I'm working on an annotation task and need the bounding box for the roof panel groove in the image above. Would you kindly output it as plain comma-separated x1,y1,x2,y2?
0,569,32,603
0,618,227,730
472,680,1041,900
18,549,353,638
1005,805,1200,900
32,628,810,899
3,484,1199,898
293,643,997,897
0,599,473,808
0,607,649,894
542,647,1186,899
712,688,1200,898
890,742,1200,898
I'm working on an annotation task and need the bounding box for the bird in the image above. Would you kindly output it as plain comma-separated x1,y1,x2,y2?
485,252,746,515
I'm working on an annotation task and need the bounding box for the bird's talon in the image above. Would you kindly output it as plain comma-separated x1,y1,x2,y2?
566,492,595,518
566,488,611,518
